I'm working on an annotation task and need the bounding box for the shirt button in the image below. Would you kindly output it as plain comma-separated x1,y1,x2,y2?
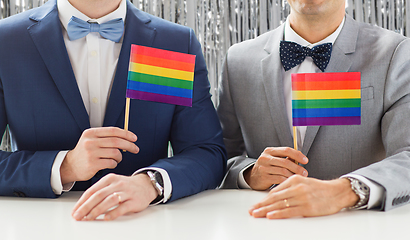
90,50,98,57
92,97,98,104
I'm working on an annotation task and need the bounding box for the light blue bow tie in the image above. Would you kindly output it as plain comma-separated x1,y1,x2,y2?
67,16,124,42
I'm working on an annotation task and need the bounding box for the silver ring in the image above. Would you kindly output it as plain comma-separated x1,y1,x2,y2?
113,192,122,204
284,198,290,208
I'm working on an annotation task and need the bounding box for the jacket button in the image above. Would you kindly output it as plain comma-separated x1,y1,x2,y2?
392,198,397,206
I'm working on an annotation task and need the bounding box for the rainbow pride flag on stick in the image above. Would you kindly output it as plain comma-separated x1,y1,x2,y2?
126,44,196,107
292,72,361,126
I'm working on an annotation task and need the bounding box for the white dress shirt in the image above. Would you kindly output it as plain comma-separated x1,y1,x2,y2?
238,17,383,209
50,0,171,204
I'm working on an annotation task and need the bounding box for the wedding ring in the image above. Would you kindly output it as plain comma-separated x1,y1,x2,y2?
284,199,290,208
113,192,122,204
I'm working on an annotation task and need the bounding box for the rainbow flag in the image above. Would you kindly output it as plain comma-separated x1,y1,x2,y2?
292,72,361,126
126,45,196,107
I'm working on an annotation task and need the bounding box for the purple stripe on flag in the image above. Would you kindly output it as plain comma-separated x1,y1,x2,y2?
126,89,192,107
293,116,361,126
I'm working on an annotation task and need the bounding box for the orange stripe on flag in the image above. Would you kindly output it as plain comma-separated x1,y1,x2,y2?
130,54,195,72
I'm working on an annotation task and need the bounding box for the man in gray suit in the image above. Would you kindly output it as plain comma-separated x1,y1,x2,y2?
218,0,410,219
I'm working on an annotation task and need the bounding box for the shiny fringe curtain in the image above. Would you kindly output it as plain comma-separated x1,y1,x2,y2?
1,0,410,149
2,0,410,104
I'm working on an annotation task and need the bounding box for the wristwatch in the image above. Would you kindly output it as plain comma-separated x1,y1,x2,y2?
146,170,164,203
345,177,370,210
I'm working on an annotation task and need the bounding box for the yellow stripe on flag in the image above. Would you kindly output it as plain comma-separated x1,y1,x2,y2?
129,63,194,81
292,89,361,100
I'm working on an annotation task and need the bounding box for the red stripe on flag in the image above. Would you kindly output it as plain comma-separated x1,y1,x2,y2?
292,72,361,82
292,80,361,91
131,45,196,64
130,54,195,72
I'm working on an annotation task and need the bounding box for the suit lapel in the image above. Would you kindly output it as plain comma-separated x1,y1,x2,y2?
28,0,90,131
302,15,358,156
103,2,157,127
261,25,294,148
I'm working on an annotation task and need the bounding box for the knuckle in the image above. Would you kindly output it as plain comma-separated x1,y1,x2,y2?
94,191,105,200
114,180,127,189
289,174,302,181
278,168,289,176
83,139,94,150
105,173,117,181
263,147,271,153
108,127,119,135
83,128,92,136
108,160,118,169
113,149,122,161
258,165,267,173
282,147,292,155
111,138,120,147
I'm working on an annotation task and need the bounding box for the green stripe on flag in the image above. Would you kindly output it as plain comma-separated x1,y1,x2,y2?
128,72,193,90
292,99,361,109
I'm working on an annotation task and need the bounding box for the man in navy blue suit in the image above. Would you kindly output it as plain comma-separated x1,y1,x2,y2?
0,0,226,221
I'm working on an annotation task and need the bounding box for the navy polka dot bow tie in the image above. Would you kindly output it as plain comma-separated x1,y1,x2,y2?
279,41,332,72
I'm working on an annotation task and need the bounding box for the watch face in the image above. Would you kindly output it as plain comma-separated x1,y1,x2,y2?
154,171,164,187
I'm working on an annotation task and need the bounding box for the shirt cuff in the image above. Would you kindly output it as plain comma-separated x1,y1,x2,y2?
51,151,75,195
238,163,255,189
133,167,172,204
341,173,384,209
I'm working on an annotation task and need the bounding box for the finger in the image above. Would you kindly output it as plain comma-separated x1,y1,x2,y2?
266,207,301,219
84,192,127,221
72,187,115,221
251,197,299,218
263,174,288,185
104,200,136,221
96,137,139,154
94,158,119,170
268,156,308,177
96,147,123,163
265,166,295,178
249,184,294,212
270,175,306,193
264,147,309,164
88,127,138,142
72,174,117,214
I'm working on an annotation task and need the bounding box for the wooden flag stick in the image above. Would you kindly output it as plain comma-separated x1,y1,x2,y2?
123,97,131,152
293,126,299,165
124,97,131,131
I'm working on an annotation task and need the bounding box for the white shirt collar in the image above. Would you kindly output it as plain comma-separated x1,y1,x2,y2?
284,16,345,48
57,0,127,30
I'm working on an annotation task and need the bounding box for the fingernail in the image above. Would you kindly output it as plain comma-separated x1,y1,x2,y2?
253,209,261,215
303,157,308,163
303,170,308,176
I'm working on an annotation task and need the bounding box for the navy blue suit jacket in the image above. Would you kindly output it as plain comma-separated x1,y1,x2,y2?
0,0,226,200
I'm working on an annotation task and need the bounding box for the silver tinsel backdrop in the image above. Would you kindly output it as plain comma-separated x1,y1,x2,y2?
0,0,409,149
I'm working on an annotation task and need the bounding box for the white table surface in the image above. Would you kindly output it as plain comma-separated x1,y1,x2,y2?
1,189,409,240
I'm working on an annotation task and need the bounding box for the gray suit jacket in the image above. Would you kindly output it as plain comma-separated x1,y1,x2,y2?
217,15,410,211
